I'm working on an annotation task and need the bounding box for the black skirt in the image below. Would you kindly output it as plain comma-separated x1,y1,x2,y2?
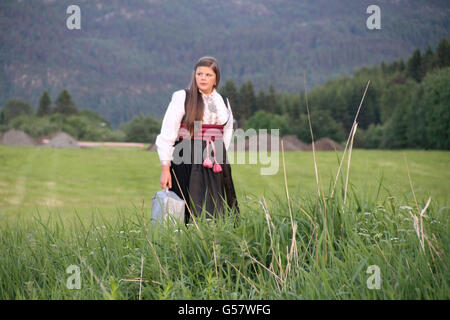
168,138,240,223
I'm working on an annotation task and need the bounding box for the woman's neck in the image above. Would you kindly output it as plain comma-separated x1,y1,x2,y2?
199,88,215,97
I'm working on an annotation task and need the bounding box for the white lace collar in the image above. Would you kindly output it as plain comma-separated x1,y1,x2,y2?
198,88,217,99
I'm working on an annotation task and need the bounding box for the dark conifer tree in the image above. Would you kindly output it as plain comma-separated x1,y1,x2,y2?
37,91,52,117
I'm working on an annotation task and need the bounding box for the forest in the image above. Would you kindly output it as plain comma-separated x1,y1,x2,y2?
1,0,449,128
222,38,450,149
1,39,449,149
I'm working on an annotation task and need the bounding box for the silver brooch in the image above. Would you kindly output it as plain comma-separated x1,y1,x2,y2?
206,96,217,113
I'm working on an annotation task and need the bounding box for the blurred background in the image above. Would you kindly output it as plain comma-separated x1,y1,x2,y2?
0,0,448,149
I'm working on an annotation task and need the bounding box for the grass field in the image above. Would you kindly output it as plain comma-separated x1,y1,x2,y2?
0,145,448,299
0,145,448,222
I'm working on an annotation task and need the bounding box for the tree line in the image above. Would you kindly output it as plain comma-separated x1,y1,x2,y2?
1,39,448,148
220,38,449,149
0,89,159,143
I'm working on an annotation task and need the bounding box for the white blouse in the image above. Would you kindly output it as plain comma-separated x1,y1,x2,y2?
155,88,234,162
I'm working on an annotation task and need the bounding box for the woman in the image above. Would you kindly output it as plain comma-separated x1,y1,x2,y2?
155,56,240,223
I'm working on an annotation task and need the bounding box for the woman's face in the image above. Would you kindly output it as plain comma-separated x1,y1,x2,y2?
195,66,216,95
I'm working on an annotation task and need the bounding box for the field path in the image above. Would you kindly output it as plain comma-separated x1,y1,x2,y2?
8,147,40,205
41,148,61,207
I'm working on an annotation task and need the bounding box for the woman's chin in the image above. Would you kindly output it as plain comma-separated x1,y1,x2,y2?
199,86,212,93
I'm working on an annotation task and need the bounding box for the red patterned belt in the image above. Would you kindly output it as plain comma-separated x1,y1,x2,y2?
178,123,224,173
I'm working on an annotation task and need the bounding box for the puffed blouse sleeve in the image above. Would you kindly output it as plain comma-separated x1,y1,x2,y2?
223,97,234,151
155,90,186,162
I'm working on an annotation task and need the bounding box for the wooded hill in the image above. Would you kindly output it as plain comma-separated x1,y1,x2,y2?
1,0,449,128
221,39,450,149
1,39,449,149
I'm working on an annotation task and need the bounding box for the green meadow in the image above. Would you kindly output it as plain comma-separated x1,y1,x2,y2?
0,145,448,299
0,145,447,222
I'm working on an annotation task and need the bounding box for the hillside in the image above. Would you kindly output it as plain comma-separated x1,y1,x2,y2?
1,0,449,128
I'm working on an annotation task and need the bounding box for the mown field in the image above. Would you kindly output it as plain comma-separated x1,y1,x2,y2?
0,145,448,222
0,145,448,299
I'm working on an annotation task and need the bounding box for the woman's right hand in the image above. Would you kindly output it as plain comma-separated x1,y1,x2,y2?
160,166,172,189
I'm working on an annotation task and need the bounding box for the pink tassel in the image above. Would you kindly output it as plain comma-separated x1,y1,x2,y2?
203,140,213,168
203,157,213,168
211,139,222,173
213,162,222,173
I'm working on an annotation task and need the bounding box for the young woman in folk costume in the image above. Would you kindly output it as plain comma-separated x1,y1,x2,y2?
155,56,240,223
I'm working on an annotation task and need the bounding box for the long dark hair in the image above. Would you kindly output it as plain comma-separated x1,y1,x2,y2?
183,56,221,137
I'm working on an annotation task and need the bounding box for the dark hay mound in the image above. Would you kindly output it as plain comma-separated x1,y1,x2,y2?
314,137,344,151
0,129,37,146
281,135,311,151
47,131,79,148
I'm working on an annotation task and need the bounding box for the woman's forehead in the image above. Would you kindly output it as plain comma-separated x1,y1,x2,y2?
196,66,215,73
